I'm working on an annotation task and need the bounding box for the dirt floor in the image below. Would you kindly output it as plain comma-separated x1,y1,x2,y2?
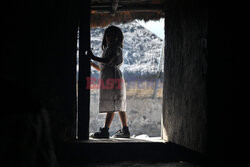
61,161,203,167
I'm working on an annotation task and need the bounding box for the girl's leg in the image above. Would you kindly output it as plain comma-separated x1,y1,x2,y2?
91,112,114,138
112,111,130,138
104,112,115,128
118,111,128,127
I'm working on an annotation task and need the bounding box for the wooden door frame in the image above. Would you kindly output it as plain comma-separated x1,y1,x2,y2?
77,0,91,140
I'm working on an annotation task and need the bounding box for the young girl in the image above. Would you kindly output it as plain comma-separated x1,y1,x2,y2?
87,25,130,138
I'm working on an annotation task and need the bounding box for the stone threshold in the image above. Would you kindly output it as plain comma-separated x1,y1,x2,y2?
77,135,165,143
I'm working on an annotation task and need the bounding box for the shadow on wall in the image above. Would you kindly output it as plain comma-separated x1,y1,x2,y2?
1,79,58,167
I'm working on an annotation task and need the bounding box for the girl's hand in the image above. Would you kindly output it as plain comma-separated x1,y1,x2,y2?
90,61,101,71
86,49,95,59
90,61,95,66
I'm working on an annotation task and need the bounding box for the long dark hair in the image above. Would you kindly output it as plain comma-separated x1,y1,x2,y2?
102,25,123,50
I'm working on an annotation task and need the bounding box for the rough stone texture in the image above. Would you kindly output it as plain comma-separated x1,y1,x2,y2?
90,92,162,137
162,0,208,153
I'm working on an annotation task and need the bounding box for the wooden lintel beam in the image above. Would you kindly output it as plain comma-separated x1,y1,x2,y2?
91,4,164,12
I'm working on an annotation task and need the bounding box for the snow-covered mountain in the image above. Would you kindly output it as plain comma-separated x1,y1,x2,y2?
90,20,164,79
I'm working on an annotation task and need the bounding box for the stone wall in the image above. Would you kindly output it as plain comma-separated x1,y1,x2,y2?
162,0,208,153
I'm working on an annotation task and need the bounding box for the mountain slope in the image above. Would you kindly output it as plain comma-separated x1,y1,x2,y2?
90,20,164,79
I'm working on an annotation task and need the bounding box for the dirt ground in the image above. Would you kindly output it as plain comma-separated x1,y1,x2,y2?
62,161,203,167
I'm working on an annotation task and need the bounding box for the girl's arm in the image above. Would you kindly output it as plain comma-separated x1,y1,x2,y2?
88,50,110,63
91,56,110,64
90,61,101,71
87,49,116,64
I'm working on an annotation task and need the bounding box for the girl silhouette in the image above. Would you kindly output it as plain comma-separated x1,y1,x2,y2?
87,25,130,138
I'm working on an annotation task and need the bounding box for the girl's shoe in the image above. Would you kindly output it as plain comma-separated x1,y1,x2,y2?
112,126,130,138
90,127,109,138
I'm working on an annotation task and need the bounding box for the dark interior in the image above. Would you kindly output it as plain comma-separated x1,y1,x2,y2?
2,0,232,166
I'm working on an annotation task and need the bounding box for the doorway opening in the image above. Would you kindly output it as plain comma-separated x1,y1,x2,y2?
89,19,165,141
74,0,207,158
75,0,166,141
